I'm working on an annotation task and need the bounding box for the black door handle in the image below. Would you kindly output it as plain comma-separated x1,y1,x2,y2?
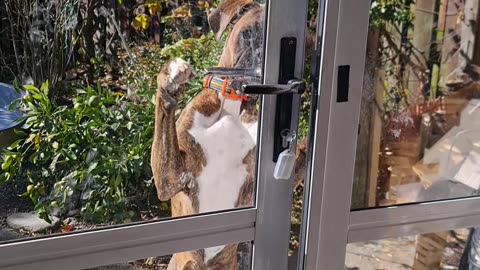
208,37,303,162
241,79,306,95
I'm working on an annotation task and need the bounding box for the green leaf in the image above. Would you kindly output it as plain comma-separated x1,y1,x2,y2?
62,171,78,188
7,139,22,150
62,149,77,160
114,173,122,188
111,122,120,131
7,99,19,112
1,156,13,170
86,149,98,164
40,81,49,96
88,162,98,173
22,85,40,95
49,153,61,172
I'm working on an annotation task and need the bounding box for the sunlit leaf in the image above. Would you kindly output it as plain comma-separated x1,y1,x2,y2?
40,81,49,96
131,14,151,31
172,6,191,18
23,85,40,94
146,3,162,15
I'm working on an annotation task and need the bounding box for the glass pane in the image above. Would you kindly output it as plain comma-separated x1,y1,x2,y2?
83,241,252,270
0,0,266,242
345,227,475,270
352,0,480,209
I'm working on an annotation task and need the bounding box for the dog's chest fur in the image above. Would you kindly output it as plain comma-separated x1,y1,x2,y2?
186,97,256,263
188,98,257,214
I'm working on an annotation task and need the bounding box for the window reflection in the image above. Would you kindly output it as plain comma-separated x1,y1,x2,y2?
353,0,480,209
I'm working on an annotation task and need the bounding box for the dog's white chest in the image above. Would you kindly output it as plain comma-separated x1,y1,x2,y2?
188,99,257,263
188,109,256,214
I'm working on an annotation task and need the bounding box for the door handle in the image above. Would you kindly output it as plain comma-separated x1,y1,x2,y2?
205,67,305,96
241,79,306,95
208,38,304,162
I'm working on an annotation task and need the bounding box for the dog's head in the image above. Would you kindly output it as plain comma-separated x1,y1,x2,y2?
208,0,264,69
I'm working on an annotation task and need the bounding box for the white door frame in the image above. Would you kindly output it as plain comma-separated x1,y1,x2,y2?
301,0,480,269
0,0,308,269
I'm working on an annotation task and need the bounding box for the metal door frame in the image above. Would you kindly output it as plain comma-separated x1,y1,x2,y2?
0,0,308,269
300,0,480,269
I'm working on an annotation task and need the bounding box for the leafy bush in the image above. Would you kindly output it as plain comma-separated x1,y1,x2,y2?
0,30,224,224
1,82,156,223
369,0,413,28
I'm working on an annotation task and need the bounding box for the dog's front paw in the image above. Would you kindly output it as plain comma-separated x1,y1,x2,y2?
168,58,195,85
157,58,195,98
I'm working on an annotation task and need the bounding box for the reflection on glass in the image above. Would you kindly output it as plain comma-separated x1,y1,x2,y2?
0,0,265,243
84,242,252,270
345,228,478,270
353,0,480,209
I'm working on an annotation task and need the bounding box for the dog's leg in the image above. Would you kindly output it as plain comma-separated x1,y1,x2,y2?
183,261,204,270
293,139,307,190
168,252,206,270
152,58,195,201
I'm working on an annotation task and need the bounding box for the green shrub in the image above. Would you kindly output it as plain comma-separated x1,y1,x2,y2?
0,31,224,224
1,82,156,223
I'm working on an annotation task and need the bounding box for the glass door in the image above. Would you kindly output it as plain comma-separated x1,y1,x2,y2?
300,0,480,269
0,0,308,269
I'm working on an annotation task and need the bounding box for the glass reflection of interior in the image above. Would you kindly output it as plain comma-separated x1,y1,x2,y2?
353,0,480,209
345,227,480,270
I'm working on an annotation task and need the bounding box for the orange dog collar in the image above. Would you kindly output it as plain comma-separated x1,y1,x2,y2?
203,76,249,102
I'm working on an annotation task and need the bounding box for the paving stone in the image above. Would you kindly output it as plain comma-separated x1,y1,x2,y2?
345,236,416,270
6,212,59,233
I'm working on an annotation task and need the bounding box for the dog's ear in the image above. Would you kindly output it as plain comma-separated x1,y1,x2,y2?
208,0,255,41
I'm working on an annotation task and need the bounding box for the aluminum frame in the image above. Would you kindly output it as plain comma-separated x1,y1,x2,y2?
300,0,480,269
0,0,309,269
349,197,480,243
299,0,373,269
253,0,308,269
0,209,255,270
